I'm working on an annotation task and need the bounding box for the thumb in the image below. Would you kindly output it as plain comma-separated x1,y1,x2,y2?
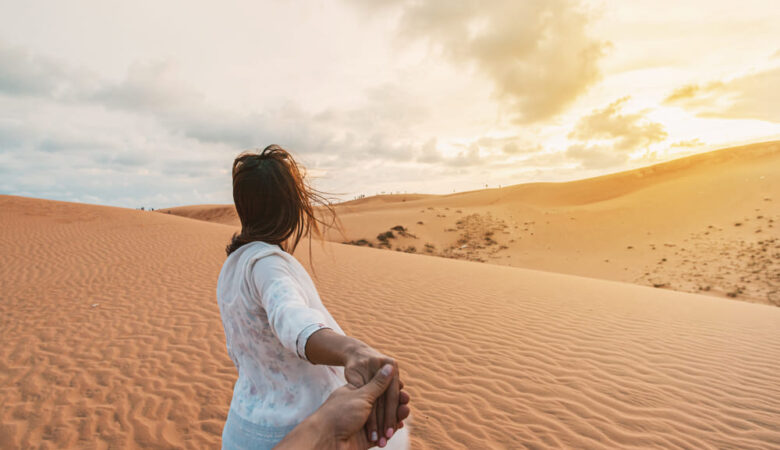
357,364,394,400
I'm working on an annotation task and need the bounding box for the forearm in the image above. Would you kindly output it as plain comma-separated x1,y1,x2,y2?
305,328,368,366
274,412,334,450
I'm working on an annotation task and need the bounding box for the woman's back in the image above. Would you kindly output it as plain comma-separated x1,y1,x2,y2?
217,241,344,441
219,146,409,449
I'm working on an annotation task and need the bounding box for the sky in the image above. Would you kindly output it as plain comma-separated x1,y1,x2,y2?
0,0,778,208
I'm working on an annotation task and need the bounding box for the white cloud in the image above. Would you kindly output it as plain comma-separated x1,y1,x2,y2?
352,0,608,123
566,97,668,169
663,64,780,123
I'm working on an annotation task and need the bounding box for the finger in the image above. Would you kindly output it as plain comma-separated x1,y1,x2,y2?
383,372,400,439
397,404,410,422
376,390,385,445
357,364,393,398
345,368,367,388
356,373,375,444
367,404,379,443
399,390,410,405
399,379,404,390
359,364,392,443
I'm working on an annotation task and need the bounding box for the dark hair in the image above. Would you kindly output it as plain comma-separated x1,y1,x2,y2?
226,145,339,262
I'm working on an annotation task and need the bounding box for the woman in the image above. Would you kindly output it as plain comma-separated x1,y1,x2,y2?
217,145,409,449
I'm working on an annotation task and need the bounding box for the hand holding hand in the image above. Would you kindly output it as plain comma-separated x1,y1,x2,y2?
319,364,410,450
344,345,403,447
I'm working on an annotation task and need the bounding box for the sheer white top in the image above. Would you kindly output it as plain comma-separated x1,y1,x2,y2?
216,240,345,428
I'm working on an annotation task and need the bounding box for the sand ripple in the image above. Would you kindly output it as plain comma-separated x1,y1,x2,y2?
2,195,779,449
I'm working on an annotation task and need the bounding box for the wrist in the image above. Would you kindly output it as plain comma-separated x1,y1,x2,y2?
302,409,338,449
342,338,371,365
274,409,335,450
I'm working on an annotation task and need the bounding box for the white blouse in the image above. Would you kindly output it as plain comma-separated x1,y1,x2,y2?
216,240,345,428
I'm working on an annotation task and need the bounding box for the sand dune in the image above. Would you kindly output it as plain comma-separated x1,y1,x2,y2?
157,204,239,226
162,141,779,305
2,194,779,448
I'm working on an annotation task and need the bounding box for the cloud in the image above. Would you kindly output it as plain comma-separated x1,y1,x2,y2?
670,138,705,148
0,43,67,97
568,97,667,150
0,47,334,155
93,65,440,166
663,65,780,123
0,42,92,99
566,97,667,169
0,44,466,206
416,138,442,163
472,136,543,155
0,119,29,148
443,143,483,167
350,0,608,123
91,61,200,113
565,144,629,170
413,137,529,167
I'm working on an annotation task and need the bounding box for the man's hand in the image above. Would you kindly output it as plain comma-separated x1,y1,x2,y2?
344,346,402,447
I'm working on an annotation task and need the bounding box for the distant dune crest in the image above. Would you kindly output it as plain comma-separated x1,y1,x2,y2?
161,141,780,305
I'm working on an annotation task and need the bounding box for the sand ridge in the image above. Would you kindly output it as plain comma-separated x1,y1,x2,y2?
157,204,239,226
161,141,780,305
2,195,780,448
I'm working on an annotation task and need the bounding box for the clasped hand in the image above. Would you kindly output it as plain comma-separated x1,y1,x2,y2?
344,346,406,448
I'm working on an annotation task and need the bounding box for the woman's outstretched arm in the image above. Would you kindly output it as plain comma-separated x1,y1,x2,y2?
306,329,403,448
250,255,405,447
304,328,365,366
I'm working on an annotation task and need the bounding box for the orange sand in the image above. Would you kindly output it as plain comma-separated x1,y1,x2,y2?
165,141,780,305
1,194,779,448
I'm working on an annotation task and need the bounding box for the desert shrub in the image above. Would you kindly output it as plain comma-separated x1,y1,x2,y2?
344,239,373,247
377,231,395,242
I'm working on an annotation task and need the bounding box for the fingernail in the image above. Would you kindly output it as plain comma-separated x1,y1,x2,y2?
381,364,392,376
386,427,394,438
371,431,378,442
379,437,387,447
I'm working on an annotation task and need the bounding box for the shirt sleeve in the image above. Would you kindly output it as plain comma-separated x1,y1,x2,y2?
250,253,330,361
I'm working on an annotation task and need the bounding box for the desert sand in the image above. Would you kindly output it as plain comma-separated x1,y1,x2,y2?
2,193,780,449
164,141,780,305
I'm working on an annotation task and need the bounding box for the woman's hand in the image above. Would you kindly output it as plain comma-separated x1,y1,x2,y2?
344,345,402,447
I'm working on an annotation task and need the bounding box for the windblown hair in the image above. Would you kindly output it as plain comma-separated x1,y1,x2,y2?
225,145,339,261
